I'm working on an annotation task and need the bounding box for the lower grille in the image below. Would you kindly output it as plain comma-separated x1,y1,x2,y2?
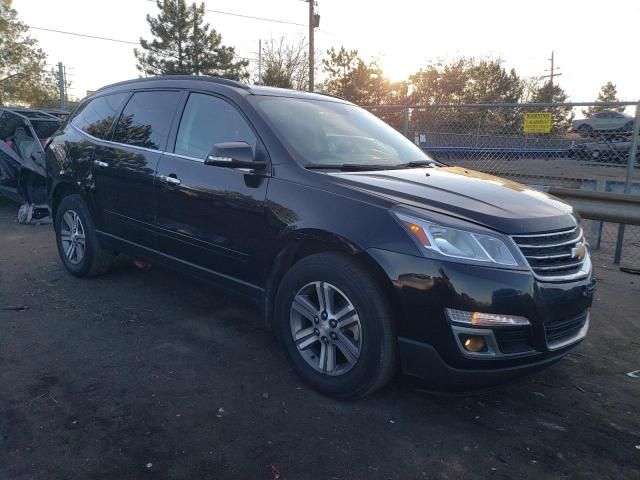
494,326,533,354
544,312,589,349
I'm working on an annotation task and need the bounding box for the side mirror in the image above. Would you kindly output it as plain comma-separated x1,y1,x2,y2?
205,141,265,170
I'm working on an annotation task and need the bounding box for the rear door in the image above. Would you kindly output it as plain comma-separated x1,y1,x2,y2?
91,90,183,247
154,92,269,287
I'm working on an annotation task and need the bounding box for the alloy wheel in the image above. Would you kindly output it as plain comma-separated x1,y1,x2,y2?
289,281,362,376
60,210,86,265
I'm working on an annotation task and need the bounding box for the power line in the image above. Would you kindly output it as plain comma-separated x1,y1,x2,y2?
29,26,138,45
29,25,254,63
145,0,306,27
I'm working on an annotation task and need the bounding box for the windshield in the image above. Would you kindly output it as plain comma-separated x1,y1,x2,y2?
249,96,432,168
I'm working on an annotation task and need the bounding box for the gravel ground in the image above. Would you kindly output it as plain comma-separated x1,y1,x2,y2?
1,196,639,480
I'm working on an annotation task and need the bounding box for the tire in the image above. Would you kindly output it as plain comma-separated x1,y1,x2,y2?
577,125,593,137
274,252,397,399
54,194,113,277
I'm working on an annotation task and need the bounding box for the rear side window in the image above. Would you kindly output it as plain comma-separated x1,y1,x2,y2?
113,91,181,150
174,93,257,160
70,93,128,139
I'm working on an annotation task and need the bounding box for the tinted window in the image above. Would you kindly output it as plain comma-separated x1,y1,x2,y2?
113,91,181,150
70,93,128,139
175,93,257,159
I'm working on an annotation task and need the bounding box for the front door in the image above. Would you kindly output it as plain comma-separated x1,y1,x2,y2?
154,92,269,287
92,90,182,247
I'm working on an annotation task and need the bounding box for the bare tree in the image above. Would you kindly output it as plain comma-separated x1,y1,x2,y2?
259,37,309,90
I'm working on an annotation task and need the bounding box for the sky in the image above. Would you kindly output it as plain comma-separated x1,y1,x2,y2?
12,0,640,103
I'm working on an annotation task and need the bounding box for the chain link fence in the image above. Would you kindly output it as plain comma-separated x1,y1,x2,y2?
365,102,640,270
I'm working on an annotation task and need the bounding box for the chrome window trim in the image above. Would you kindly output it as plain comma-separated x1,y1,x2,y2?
163,151,205,163
70,122,161,154
73,124,262,171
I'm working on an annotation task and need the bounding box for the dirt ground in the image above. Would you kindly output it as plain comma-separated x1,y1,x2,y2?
1,196,639,480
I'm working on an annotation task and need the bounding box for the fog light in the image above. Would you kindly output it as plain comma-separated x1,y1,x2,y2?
446,308,530,327
461,335,487,353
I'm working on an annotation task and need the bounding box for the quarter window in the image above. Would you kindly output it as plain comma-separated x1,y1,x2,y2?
175,93,257,160
70,93,128,139
113,91,181,150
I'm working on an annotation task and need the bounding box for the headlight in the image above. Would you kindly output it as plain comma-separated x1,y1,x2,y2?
393,211,521,267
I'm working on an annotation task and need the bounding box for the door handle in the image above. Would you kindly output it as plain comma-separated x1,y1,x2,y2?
94,160,109,168
160,175,181,186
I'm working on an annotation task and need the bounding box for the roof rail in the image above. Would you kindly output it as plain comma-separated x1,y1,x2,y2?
96,75,250,93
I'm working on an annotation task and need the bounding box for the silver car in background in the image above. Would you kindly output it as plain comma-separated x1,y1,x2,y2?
572,110,634,137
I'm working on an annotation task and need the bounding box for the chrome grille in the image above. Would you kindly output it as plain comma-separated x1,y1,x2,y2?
512,227,589,281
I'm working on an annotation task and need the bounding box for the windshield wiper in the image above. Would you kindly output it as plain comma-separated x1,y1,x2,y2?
396,160,438,168
305,163,403,171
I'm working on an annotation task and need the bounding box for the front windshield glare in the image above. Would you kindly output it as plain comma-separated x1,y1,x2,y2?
249,96,432,167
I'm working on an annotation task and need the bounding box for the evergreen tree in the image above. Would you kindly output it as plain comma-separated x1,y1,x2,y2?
530,80,573,133
408,58,524,134
582,81,624,116
135,0,248,80
321,47,390,104
0,0,58,106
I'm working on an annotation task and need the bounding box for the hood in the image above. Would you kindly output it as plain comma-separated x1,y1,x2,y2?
328,166,577,234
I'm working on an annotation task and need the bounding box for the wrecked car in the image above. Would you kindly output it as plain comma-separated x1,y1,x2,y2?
0,108,62,222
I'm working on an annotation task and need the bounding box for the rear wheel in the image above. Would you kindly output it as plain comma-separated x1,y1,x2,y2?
55,194,114,277
274,252,397,398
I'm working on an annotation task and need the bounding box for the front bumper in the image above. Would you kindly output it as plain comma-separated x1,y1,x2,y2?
398,337,576,390
367,248,594,388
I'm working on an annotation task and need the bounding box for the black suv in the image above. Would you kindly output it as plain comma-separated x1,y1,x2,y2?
46,76,594,398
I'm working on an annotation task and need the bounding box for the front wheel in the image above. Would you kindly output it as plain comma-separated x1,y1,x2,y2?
55,194,114,277
274,252,397,398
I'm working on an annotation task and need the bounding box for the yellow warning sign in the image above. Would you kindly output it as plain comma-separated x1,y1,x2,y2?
524,112,552,134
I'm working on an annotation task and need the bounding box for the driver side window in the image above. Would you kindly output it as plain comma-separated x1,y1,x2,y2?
174,93,257,160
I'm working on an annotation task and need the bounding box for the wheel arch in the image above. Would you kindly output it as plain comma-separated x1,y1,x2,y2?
50,181,82,220
263,228,401,330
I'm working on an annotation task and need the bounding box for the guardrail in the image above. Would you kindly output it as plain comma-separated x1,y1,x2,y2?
548,188,640,265
549,188,640,225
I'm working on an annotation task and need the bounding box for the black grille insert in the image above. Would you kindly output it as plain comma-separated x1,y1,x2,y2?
544,312,588,348
494,326,533,354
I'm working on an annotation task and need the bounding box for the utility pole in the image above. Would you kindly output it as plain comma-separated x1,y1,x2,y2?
540,50,562,88
258,39,262,85
307,1,319,92
57,62,66,110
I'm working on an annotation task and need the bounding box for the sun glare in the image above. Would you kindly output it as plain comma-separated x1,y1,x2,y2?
381,56,415,83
